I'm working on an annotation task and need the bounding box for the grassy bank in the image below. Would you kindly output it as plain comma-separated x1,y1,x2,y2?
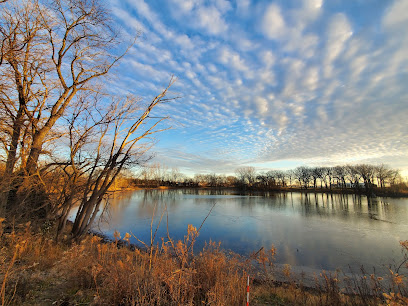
1,219,407,305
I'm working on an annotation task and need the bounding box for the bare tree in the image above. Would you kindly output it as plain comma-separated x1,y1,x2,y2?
0,0,48,173
286,169,294,187
313,167,325,189
310,167,322,189
352,164,377,195
256,172,269,188
0,0,135,175
235,166,256,187
294,166,312,189
275,170,286,187
375,164,395,188
345,165,359,189
333,165,347,189
322,167,334,189
53,78,177,240
0,0,136,215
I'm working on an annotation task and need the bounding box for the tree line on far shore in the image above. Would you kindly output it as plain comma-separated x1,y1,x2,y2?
131,163,406,196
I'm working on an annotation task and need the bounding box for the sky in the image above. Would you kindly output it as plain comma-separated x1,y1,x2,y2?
108,0,408,176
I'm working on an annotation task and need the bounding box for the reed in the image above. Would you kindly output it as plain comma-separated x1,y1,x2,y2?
0,219,407,305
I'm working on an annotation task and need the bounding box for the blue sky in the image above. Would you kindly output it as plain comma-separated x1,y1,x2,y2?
108,0,408,176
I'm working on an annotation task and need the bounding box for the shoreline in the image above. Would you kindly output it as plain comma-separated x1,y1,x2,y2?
112,185,408,198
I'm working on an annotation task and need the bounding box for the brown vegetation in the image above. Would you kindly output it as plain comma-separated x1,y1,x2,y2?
1,219,407,305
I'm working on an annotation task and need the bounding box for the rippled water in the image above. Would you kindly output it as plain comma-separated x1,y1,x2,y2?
79,189,408,273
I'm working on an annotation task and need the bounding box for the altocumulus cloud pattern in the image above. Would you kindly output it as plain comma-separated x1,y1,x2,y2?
109,0,408,175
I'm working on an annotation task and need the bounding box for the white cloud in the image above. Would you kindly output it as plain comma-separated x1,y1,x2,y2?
174,34,195,49
126,0,176,40
284,33,319,58
169,0,228,35
128,60,165,82
208,64,218,73
260,50,275,67
255,96,269,114
214,0,232,13
195,6,228,35
273,112,288,131
259,69,275,84
286,58,305,77
289,0,323,33
234,35,259,51
262,3,321,57
383,0,408,31
349,55,367,81
262,4,286,40
112,7,147,33
324,13,353,78
303,0,323,11
218,46,248,72
302,66,320,91
170,0,196,14
185,70,197,80
136,42,173,64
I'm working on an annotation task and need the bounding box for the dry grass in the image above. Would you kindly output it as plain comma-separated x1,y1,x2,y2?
0,221,248,305
0,218,407,305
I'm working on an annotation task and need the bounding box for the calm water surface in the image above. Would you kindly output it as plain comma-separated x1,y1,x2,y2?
82,189,408,273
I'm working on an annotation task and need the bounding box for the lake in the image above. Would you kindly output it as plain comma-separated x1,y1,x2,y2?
81,189,408,274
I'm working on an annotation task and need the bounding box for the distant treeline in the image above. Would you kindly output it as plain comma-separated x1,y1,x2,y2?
132,163,407,196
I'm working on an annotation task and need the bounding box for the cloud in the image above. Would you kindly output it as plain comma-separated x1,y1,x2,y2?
302,66,320,91
112,7,147,33
128,60,165,82
218,46,248,72
382,0,408,31
170,0,195,14
195,6,228,35
174,34,195,49
254,96,268,114
324,13,353,78
168,0,228,35
262,4,286,40
236,0,250,15
260,50,275,67
213,0,232,14
303,0,323,11
109,0,408,175
284,33,319,58
125,0,176,40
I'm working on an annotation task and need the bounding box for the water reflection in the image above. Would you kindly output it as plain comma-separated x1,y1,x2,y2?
91,189,408,273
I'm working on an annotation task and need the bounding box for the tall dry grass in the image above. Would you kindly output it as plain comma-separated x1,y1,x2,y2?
0,218,407,305
65,230,249,305
0,219,249,305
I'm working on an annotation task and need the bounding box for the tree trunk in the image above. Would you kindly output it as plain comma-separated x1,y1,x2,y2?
5,59,28,174
5,107,25,174
25,128,49,175
71,196,102,240
56,195,73,241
